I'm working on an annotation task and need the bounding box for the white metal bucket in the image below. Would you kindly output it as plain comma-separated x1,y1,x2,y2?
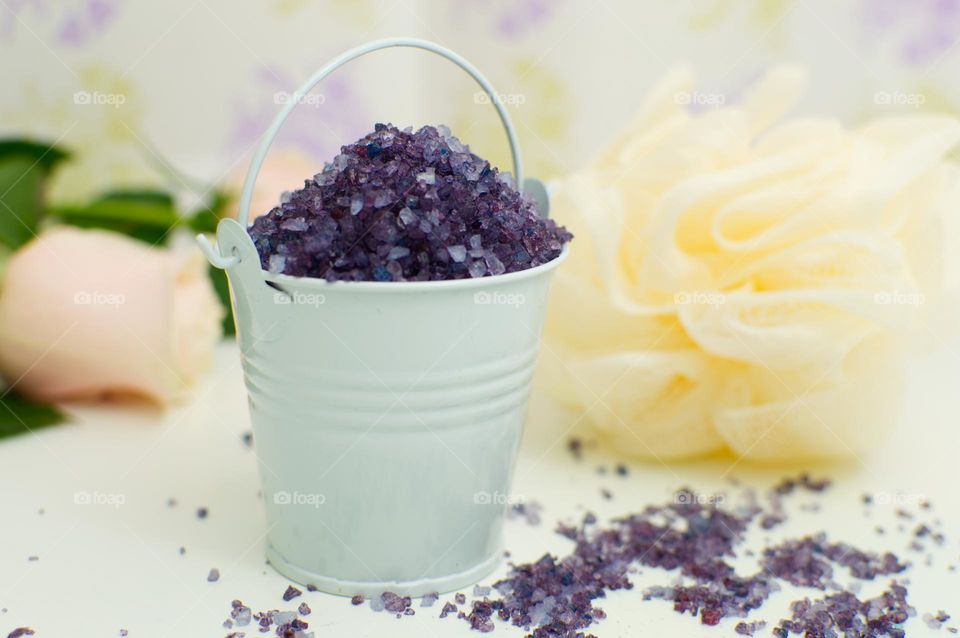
198,38,565,596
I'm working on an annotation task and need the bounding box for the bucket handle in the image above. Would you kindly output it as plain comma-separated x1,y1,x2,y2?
240,37,525,229
199,37,531,270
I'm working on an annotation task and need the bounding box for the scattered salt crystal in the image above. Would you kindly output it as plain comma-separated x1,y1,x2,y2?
207,568,220,582
439,602,457,618
416,168,436,185
272,611,296,624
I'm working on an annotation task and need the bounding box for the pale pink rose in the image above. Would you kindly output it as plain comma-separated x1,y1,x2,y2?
227,150,320,221
0,226,223,404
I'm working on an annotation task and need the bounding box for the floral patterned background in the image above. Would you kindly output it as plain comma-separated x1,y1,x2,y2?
1,0,959,205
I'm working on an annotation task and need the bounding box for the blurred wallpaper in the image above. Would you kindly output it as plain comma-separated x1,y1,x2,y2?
1,0,960,203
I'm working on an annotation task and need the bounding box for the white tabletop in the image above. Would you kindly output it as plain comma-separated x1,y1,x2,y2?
1,341,958,637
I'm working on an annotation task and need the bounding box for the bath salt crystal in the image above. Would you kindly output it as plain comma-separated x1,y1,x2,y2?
439,602,457,618
373,190,393,208
387,246,410,260
423,474,945,638
350,195,363,215
447,245,467,262
468,259,486,279
273,611,296,624
249,123,571,281
314,170,334,186
468,234,483,256
485,253,506,276
280,217,308,232
398,207,416,226
268,254,286,274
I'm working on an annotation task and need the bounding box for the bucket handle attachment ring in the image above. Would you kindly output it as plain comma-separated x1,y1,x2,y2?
198,37,529,270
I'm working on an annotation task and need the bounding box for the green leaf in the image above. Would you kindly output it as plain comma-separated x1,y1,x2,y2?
0,139,70,251
49,188,181,245
0,392,66,439
100,188,175,208
189,189,231,234
0,140,70,171
192,188,236,336
210,265,235,336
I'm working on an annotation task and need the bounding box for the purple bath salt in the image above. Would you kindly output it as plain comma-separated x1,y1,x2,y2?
248,123,572,281
381,591,412,615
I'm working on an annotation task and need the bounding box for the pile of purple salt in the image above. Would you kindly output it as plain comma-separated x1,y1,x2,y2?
415,476,953,638
248,123,572,281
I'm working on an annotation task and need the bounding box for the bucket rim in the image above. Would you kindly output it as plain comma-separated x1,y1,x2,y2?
261,245,569,292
